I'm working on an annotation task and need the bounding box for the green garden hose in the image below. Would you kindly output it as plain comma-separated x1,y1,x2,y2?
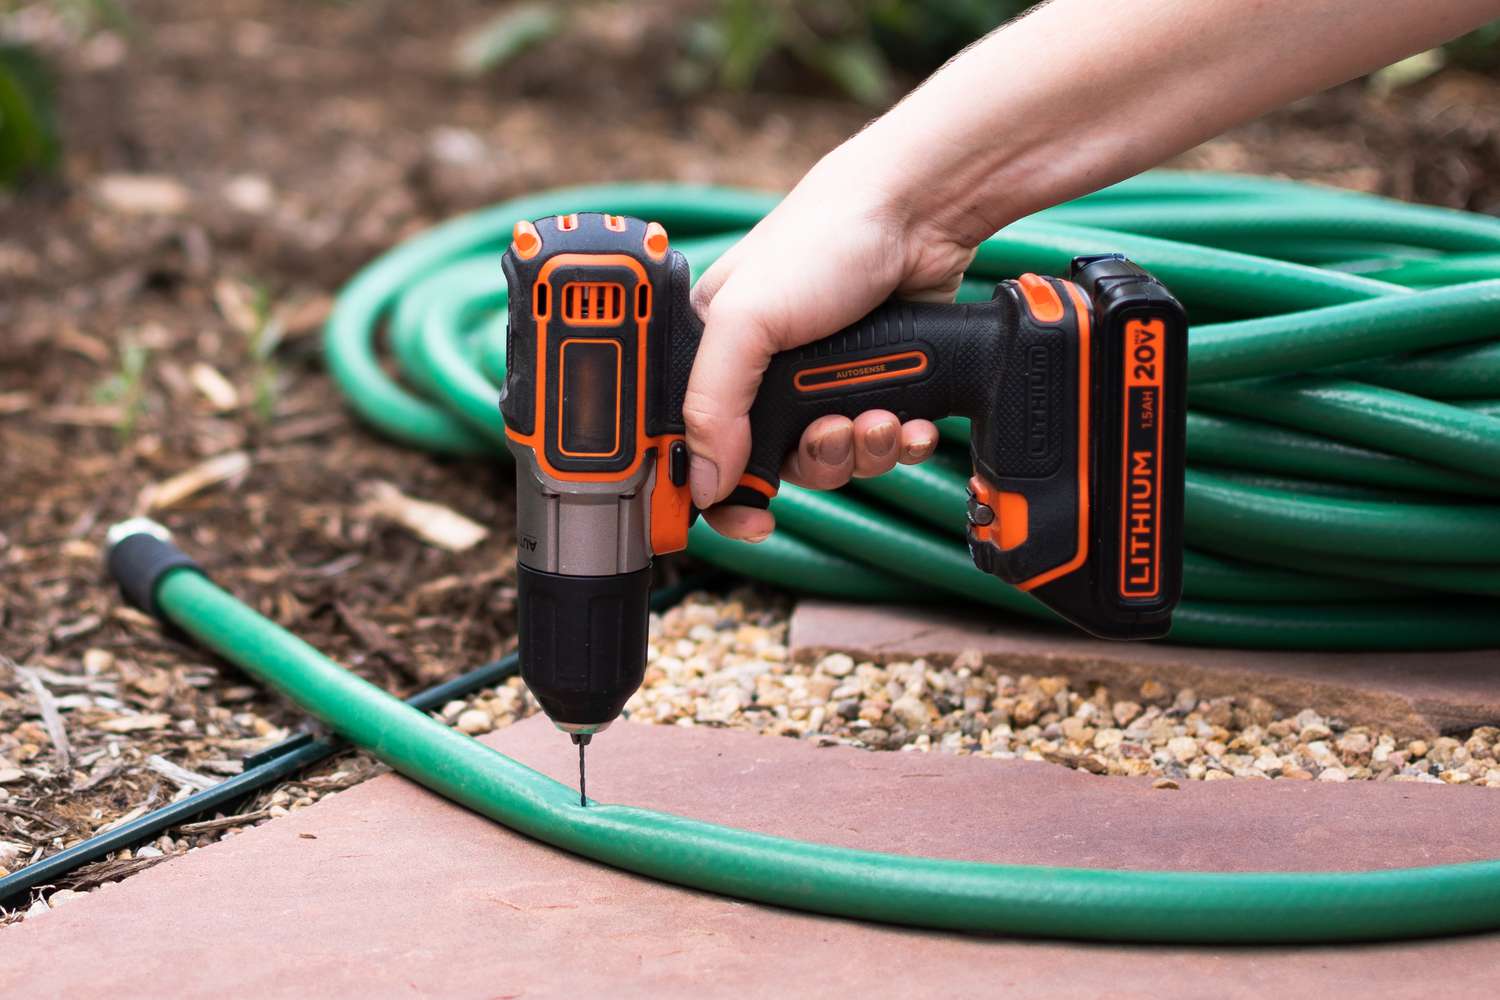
324,171,1500,650
137,559,1500,943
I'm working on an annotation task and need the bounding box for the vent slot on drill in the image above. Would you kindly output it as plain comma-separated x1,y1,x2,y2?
562,281,624,326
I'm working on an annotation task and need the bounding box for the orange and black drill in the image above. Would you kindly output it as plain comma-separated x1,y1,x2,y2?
500,212,1186,793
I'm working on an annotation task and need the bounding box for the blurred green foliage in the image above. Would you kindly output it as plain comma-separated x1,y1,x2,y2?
0,41,57,187
459,0,1032,104
1446,19,1500,71
459,1,1498,107
91,337,150,439
454,1,563,77
664,0,1033,105
0,0,131,188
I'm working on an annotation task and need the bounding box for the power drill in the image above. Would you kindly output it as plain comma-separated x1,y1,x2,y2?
499,212,1186,795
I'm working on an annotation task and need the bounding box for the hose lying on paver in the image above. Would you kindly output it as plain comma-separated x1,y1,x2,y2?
323,172,1500,650
115,550,1500,944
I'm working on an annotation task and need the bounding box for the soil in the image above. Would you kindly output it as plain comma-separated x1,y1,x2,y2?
2,0,1498,916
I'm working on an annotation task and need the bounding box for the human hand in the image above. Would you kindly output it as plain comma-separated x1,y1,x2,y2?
684,140,976,541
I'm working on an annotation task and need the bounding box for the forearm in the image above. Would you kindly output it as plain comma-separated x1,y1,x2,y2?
856,0,1500,246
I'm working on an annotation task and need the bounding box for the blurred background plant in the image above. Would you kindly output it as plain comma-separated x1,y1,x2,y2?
456,0,1498,107
2,0,1497,192
0,0,127,188
0,38,57,187
457,0,1031,105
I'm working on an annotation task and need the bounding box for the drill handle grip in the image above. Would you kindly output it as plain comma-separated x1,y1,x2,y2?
719,299,996,508
677,257,1187,642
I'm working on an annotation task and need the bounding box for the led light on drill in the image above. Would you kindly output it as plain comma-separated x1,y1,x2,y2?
643,220,669,261
511,219,541,260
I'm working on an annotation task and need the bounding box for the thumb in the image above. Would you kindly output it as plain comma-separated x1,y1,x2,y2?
682,286,780,508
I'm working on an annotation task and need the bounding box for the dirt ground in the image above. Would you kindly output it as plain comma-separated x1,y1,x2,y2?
3,0,1499,914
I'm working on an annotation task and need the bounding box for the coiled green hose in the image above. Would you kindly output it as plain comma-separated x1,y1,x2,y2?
151,564,1500,943
324,172,1500,647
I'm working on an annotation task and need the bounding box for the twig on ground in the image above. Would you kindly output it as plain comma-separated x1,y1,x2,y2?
145,755,220,793
176,810,271,835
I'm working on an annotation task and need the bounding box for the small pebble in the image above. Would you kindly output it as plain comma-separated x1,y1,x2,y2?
1167,736,1199,763
456,709,494,735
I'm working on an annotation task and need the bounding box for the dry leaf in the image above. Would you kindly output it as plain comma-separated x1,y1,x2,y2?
359,480,488,552
139,450,251,511
189,362,240,411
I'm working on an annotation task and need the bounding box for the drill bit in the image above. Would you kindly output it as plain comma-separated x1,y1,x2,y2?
572,733,591,807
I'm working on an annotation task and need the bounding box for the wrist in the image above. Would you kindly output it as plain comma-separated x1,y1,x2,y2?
840,75,1066,250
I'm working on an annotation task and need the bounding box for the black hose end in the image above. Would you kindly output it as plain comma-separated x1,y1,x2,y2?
105,518,204,621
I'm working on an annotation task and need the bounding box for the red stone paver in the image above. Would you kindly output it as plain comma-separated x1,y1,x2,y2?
789,598,1500,738
5,716,1500,999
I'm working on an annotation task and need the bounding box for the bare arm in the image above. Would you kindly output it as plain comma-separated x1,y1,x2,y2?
687,0,1500,541
871,0,1500,246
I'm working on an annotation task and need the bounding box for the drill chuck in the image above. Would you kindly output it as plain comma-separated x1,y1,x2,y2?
515,562,651,733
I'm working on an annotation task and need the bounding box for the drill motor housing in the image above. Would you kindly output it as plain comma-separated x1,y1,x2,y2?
501,212,1187,734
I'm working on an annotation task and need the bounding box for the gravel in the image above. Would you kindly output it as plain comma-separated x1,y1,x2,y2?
621,590,1500,788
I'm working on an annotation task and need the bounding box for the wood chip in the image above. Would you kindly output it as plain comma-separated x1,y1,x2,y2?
43,404,126,427
56,324,112,365
277,294,333,337
269,412,346,444
52,614,103,643
138,450,251,511
62,853,172,891
0,391,34,415
358,480,488,552
73,759,124,792
27,665,115,694
213,278,261,337
189,362,240,411
96,713,172,733
335,601,413,671
95,796,156,833
145,755,219,792
92,173,192,216
415,562,515,596
176,809,270,834
15,666,73,772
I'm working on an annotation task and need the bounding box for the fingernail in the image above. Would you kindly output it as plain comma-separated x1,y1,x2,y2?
743,529,771,544
689,455,718,508
816,426,853,465
867,423,897,458
903,436,934,462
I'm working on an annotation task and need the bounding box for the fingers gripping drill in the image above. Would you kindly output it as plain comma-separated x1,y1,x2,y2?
499,213,1187,798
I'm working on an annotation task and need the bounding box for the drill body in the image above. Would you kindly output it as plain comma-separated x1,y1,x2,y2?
500,214,692,734
501,212,1187,738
